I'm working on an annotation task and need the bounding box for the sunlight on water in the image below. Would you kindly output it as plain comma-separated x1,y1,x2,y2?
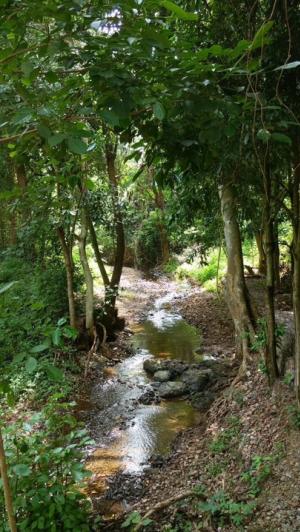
86,293,202,497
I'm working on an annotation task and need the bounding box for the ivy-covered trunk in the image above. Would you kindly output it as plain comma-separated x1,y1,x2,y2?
220,178,255,370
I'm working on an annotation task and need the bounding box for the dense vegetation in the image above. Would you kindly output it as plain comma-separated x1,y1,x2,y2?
1,0,300,530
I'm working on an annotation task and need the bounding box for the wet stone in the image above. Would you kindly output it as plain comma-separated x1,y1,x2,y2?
180,368,213,392
158,381,188,398
153,370,172,382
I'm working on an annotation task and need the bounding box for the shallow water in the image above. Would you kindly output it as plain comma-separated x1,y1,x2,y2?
86,289,202,488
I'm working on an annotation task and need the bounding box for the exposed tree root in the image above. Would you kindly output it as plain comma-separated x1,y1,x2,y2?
134,489,206,531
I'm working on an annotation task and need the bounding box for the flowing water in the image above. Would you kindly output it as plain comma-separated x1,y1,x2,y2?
86,289,202,503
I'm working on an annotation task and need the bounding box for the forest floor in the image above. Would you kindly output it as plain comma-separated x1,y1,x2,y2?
85,269,300,532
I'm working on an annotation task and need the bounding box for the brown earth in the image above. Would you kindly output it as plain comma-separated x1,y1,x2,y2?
87,269,299,531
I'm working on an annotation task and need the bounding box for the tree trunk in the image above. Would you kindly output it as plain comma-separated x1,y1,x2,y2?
255,230,266,275
0,427,17,532
57,227,77,329
85,208,110,287
273,221,281,290
78,212,94,332
219,179,255,370
292,162,300,403
105,140,125,315
263,181,279,384
154,187,170,265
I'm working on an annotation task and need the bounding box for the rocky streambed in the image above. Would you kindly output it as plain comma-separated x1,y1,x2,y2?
83,286,232,516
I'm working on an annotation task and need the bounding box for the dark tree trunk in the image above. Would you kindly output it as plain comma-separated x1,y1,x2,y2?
263,160,279,384
78,212,94,333
104,140,125,320
154,186,170,265
219,178,256,370
57,227,77,329
85,208,110,288
273,221,281,290
255,230,266,275
292,162,300,403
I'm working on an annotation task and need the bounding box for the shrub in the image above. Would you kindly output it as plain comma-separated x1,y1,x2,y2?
0,396,92,531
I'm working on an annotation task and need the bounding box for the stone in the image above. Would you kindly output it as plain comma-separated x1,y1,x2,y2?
180,368,212,392
143,359,168,374
158,381,187,398
153,370,172,382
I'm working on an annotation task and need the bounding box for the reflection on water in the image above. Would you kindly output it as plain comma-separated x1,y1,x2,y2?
87,291,202,493
132,318,201,363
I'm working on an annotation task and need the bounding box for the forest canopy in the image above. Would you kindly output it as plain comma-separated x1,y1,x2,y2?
1,0,300,530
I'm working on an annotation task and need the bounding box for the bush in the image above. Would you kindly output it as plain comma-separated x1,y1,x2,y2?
0,396,92,531
135,214,162,270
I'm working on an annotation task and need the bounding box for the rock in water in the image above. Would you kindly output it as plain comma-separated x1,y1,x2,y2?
180,368,212,392
153,370,172,382
143,359,167,374
158,381,187,398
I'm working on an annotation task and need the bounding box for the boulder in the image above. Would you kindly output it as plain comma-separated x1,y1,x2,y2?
139,387,160,405
180,368,212,392
158,381,187,398
153,370,172,382
143,359,168,374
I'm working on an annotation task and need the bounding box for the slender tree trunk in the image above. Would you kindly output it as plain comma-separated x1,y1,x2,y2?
57,227,77,329
261,157,279,384
154,187,170,265
105,140,125,316
255,230,266,275
85,209,110,287
0,427,17,532
263,185,279,383
78,212,94,332
273,221,281,290
292,162,300,403
219,178,255,370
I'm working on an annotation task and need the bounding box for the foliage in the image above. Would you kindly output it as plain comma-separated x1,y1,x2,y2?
287,405,300,430
241,455,274,497
0,396,92,531
121,511,152,530
198,490,256,528
209,417,241,454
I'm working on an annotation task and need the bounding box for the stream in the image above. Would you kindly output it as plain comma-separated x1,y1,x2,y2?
85,288,203,513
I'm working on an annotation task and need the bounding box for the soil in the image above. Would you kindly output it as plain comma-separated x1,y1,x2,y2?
83,269,299,531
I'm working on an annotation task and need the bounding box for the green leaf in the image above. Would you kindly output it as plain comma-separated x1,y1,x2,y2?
160,0,198,21
26,357,37,373
250,21,274,50
257,129,271,143
271,132,292,145
13,464,31,477
48,133,66,147
153,101,166,120
31,341,50,353
67,137,88,154
52,328,62,346
274,61,300,71
37,124,52,139
100,109,120,127
0,281,16,294
45,364,64,382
